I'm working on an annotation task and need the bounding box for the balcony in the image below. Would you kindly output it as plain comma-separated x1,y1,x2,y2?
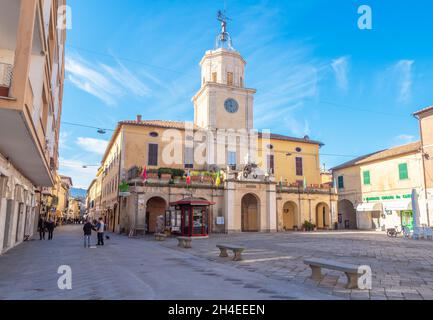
0,63,13,97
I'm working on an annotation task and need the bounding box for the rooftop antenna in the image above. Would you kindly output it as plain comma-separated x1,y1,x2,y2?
216,10,235,50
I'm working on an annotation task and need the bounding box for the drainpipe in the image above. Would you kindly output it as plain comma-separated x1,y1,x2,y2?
414,113,431,226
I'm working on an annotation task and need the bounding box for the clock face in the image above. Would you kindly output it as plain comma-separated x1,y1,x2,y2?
224,98,239,113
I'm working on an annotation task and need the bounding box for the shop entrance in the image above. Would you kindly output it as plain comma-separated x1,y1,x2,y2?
401,210,414,231
168,198,215,237
146,197,167,233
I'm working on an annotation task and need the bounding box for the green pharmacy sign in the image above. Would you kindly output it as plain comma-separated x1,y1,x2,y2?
364,194,412,202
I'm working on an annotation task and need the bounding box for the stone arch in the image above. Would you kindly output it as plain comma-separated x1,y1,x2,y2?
241,193,260,232
338,199,357,229
142,193,170,207
282,201,298,230
316,202,331,229
146,196,167,233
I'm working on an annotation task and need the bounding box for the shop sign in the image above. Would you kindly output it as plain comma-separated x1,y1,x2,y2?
216,216,225,225
364,194,412,202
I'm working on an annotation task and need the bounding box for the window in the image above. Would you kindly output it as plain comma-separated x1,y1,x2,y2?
399,163,409,180
227,72,233,86
240,76,243,88
338,176,344,189
149,132,159,137
295,157,303,176
184,146,194,169
228,151,237,170
148,143,158,166
211,72,217,82
267,154,275,174
363,170,371,185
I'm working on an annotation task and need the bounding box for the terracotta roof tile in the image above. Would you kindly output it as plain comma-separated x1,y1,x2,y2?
331,141,422,171
119,120,199,130
413,106,433,117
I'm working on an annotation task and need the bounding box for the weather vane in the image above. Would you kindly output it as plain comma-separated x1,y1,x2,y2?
215,10,234,50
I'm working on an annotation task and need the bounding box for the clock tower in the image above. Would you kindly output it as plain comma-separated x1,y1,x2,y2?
192,12,256,131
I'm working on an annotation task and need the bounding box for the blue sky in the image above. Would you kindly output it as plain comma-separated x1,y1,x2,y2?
59,0,433,188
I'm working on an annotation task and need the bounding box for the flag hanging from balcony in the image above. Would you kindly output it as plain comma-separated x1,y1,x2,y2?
215,171,221,187
303,176,307,190
186,170,191,185
142,166,148,182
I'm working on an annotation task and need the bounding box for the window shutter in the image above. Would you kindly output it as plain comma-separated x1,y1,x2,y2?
399,163,408,180
338,176,344,189
267,155,275,174
148,144,158,166
363,171,371,185
295,157,303,176
185,147,194,169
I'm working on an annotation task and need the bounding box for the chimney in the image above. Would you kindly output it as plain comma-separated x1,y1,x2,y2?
136,115,142,123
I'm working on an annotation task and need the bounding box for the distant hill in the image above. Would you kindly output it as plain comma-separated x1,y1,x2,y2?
70,188,87,198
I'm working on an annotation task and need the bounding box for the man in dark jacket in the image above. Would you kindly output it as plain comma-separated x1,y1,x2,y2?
38,217,46,240
46,219,55,240
83,219,95,248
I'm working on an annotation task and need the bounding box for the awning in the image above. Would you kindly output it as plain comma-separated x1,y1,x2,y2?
170,197,216,206
356,202,383,212
383,200,412,211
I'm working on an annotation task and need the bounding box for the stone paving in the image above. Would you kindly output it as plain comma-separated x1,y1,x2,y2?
159,231,433,300
2,226,433,300
0,225,334,300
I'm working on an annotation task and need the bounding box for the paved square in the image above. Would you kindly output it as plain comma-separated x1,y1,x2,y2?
161,230,433,300
1,226,433,300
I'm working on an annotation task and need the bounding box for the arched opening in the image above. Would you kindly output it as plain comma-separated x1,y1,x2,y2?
338,200,357,229
316,202,331,229
146,197,167,233
282,201,298,230
241,193,259,232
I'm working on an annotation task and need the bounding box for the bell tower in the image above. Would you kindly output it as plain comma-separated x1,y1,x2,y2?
192,11,256,131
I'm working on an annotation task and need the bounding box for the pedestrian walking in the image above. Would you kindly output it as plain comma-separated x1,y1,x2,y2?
96,218,105,246
46,219,55,240
38,217,46,240
83,219,95,248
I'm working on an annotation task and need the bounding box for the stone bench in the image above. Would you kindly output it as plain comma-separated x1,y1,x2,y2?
216,244,245,261
154,233,167,241
304,258,363,289
177,236,192,248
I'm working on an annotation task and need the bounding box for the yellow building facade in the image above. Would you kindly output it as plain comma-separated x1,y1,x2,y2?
94,18,337,234
0,0,67,253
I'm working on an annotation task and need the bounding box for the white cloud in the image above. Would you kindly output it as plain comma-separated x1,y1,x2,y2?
65,53,152,106
394,60,414,104
331,56,349,91
283,116,311,137
394,134,416,145
59,131,70,150
59,158,98,189
76,137,108,155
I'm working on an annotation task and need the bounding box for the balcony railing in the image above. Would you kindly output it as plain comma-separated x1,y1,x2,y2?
0,63,13,96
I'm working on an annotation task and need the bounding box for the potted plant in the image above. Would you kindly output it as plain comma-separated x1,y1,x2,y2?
147,169,159,180
202,171,214,183
302,221,314,232
191,171,202,182
158,168,172,180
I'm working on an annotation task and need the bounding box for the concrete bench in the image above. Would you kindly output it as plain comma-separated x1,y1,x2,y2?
304,258,363,289
177,236,192,248
217,244,245,261
154,233,167,241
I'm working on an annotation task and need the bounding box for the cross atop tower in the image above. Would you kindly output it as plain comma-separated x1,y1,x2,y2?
215,10,234,50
